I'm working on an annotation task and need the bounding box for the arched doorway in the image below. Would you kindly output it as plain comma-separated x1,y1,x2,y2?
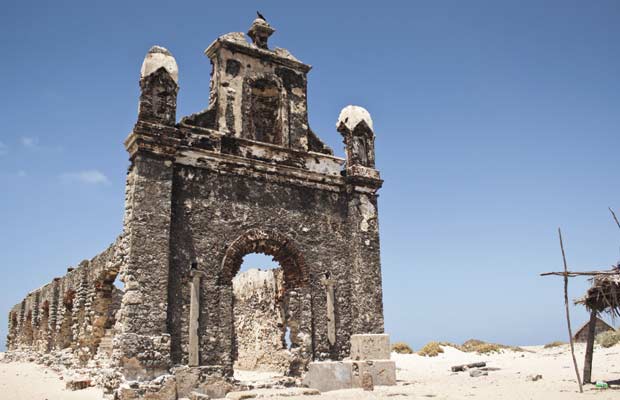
220,229,313,376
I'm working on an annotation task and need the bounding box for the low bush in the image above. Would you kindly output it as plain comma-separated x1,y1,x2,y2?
391,342,414,354
474,343,502,354
460,338,521,354
461,339,486,352
418,341,444,357
596,330,620,348
544,341,566,349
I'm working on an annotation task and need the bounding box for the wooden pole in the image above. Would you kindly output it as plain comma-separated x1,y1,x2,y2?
610,207,620,230
541,270,620,277
559,228,583,393
582,309,597,384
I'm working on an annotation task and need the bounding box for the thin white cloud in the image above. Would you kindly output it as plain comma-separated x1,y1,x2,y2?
0,141,7,155
61,170,109,185
21,137,38,148
17,170,27,177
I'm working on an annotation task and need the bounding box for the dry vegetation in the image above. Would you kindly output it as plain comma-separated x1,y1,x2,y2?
543,341,566,348
596,330,620,348
391,342,414,354
417,341,444,357
419,339,524,355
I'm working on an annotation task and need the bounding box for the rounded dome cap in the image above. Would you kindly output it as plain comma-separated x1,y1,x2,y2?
140,45,178,84
337,105,374,133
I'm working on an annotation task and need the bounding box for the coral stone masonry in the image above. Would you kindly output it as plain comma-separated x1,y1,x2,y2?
6,17,390,398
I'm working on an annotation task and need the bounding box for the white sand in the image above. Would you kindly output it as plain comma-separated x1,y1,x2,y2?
2,343,620,399
0,360,104,400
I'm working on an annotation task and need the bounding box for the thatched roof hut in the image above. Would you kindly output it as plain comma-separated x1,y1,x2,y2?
573,317,614,343
576,265,620,317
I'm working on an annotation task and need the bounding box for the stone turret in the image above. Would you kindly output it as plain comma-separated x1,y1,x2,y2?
337,105,379,180
138,46,179,125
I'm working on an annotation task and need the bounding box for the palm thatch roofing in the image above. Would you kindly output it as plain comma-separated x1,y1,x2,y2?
576,264,620,317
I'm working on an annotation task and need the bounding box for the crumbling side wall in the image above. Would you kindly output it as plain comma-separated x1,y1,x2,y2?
232,268,290,373
6,239,123,368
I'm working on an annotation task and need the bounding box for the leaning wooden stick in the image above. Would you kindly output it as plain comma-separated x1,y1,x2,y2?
559,228,583,393
610,207,620,230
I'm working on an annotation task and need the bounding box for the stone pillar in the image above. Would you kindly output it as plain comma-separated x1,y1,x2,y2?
114,45,179,380
189,269,206,367
115,155,174,380
346,191,384,335
338,105,385,336
321,278,337,346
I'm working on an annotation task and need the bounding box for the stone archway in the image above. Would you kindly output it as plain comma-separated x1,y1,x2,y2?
219,229,313,376
220,229,308,288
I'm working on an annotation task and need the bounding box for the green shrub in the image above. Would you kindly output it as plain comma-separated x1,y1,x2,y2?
544,341,566,349
418,341,444,357
391,342,414,354
596,330,620,348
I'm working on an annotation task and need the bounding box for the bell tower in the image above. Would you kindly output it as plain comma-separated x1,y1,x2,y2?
181,18,332,154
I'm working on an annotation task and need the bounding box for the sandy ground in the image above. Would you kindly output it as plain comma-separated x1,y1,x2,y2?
0,359,104,400
2,343,620,399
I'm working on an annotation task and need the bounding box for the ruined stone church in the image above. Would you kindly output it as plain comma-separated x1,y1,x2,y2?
7,17,391,397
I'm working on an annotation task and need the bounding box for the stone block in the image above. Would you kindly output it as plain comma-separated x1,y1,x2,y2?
303,361,352,392
65,377,92,390
143,375,177,400
197,377,234,399
189,392,210,400
172,366,201,398
361,371,374,391
349,334,390,360
350,360,396,387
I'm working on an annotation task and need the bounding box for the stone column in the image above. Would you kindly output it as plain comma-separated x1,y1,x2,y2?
321,278,337,346
346,190,384,335
189,269,206,367
338,106,385,336
115,155,174,380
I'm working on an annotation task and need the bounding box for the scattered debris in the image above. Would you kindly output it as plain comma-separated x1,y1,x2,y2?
65,377,92,390
595,381,609,389
451,362,486,372
527,374,543,382
469,370,488,378
189,392,211,400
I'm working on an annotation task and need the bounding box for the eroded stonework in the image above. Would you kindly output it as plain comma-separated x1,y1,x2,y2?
6,17,385,399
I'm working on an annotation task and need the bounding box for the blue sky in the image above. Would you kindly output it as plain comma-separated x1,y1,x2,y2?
1,1,619,351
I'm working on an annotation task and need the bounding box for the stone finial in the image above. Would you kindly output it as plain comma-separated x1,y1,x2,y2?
140,46,178,84
337,105,374,133
337,105,378,172
247,17,275,49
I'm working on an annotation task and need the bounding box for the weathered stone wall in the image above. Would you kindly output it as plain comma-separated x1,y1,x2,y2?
7,239,123,367
165,160,361,373
6,17,386,398
232,268,290,373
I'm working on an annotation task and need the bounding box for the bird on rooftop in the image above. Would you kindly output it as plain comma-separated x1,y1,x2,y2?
257,11,266,21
